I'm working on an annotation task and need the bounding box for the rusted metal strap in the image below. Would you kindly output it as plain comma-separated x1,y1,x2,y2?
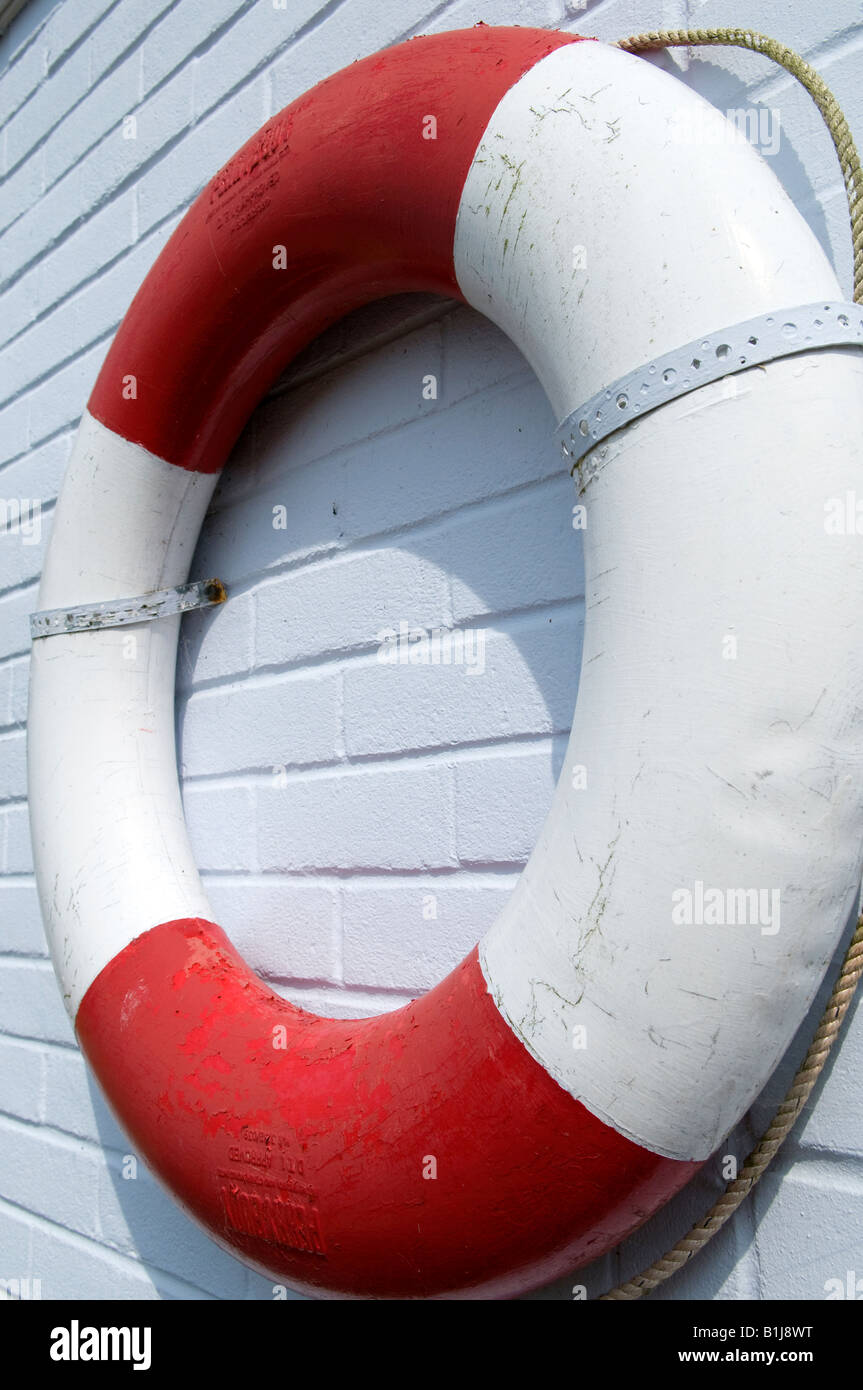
30,578,227,640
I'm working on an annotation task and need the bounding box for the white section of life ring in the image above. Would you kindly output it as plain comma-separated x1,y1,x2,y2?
453,42,863,1160
28,416,216,1014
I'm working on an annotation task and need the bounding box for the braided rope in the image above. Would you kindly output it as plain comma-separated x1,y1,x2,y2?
595,28,863,1301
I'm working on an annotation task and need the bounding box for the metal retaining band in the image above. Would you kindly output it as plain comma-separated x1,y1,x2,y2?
559,300,863,474
30,578,227,640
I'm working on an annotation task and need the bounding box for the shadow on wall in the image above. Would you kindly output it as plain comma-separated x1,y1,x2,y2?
174,294,585,1004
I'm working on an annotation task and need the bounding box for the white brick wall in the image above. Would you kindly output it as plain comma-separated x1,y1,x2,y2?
1,0,861,1302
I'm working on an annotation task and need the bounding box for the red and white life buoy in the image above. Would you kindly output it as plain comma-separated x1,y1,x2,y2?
28,26,863,1299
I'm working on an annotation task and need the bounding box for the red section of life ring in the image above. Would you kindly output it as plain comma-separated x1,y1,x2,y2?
77,918,696,1299
88,26,584,473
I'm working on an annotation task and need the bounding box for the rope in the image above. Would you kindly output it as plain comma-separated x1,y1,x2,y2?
596,27,863,1300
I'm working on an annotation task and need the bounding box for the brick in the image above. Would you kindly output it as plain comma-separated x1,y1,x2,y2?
192,0,333,120
257,762,456,872
79,65,195,212
260,324,443,475
447,479,584,622
273,294,451,399
42,1046,126,1150
0,959,75,1045
723,47,863,232
41,54,141,191
295,378,558,548
0,496,52,596
8,655,29,726
29,1225,165,1300
180,669,339,777
440,306,531,404
3,801,34,873
455,742,564,865
797,1008,863,1157
0,395,30,466
0,271,42,354
141,0,252,95
136,77,266,237
197,372,561,583
4,43,91,178
0,731,26,800
88,0,176,79
181,783,256,872
2,75,183,299
0,661,11,726
343,610,581,758
423,0,564,34
0,165,87,292
96,1158,249,1297
754,1162,863,1300
0,30,45,128
201,413,261,509
0,432,71,511
176,590,255,689
0,1203,32,1282
42,0,117,72
0,1035,44,1123
37,193,136,325
255,547,452,668
0,880,45,956
667,0,862,97
28,339,107,447
342,876,516,991
0,1117,101,1238
190,448,345,582
203,876,339,983
0,152,42,234
1,222,173,409
564,0,686,41
267,0,472,115
0,585,38,660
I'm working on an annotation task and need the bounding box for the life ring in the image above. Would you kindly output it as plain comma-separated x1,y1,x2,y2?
28,25,863,1300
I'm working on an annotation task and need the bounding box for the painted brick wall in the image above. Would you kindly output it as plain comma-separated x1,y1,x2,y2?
1,0,861,1302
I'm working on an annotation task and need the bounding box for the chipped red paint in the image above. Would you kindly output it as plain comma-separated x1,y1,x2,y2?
76,918,698,1300
87,25,587,474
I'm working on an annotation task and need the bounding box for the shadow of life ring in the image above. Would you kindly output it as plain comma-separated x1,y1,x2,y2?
28,25,863,1299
